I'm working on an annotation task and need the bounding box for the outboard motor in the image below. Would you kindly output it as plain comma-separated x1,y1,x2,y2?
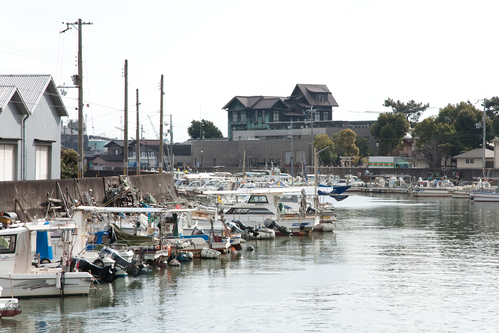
191,227,206,235
264,218,292,236
70,257,118,283
98,246,149,277
226,221,245,234
231,220,260,238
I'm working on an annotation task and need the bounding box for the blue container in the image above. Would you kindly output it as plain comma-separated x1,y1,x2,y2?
96,231,109,244
36,231,53,262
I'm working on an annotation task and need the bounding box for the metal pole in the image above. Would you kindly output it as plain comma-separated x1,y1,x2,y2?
124,59,128,175
170,114,173,170
159,75,164,173
136,89,140,175
290,119,294,185
314,147,318,209
483,98,487,170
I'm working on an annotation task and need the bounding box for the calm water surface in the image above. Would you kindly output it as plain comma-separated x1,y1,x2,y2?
2,193,499,332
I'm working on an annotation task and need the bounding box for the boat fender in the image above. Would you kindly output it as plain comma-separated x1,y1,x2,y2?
247,246,255,251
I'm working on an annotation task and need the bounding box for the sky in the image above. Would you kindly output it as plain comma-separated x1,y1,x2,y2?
2,0,498,143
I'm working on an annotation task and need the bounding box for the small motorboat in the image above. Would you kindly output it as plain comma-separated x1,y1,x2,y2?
0,286,22,318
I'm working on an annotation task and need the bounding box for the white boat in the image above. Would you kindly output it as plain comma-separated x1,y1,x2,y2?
205,188,321,235
470,180,499,202
410,178,457,197
0,225,94,298
0,286,22,318
73,206,233,258
470,191,499,202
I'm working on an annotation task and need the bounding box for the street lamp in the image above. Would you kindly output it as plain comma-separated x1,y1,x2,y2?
201,150,203,169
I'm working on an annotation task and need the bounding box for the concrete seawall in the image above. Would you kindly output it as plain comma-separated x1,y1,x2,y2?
0,173,175,221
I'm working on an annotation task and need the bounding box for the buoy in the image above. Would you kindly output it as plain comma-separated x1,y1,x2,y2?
247,246,255,251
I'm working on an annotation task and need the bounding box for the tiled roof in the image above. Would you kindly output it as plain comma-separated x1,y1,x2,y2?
453,148,494,159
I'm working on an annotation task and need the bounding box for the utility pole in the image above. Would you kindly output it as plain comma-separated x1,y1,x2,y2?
124,59,128,176
169,114,173,170
61,19,93,178
289,118,294,185
307,105,317,166
136,89,140,175
159,75,164,173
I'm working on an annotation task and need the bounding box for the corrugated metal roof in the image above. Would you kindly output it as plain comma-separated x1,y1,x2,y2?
0,86,17,111
0,75,68,116
0,85,29,115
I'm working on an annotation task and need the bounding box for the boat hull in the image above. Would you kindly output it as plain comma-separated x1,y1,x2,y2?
0,272,93,298
411,189,454,197
471,192,499,202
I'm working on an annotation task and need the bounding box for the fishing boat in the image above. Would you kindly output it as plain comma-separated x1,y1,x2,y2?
410,178,457,197
470,179,499,202
205,188,322,235
0,223,94,298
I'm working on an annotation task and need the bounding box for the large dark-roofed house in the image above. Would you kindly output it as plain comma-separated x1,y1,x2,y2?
223,84,338,140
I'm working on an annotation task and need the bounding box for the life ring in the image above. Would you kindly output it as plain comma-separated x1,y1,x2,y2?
270,178,275,182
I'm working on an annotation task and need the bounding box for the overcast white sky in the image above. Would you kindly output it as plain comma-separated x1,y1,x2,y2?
2,0,498,143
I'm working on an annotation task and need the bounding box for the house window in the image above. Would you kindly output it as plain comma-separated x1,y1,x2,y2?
466,159,469,164
232,112,238,122
470,159,474,164
35,145,50,180
317,93,327,102
313,112,320,122
0,144,15,181
240,112,246,122
262,110,265,122
273,111,279,122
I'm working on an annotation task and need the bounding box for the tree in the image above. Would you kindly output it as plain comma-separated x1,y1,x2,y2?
331,129,359,157
492,114,499,137
313,134,334,165
61,147,78,179
484,96,499,119
370,113,409,155
413,118,455,168
355,135,373,158
437,102,492,153
187,119,223,139
383,98,430,124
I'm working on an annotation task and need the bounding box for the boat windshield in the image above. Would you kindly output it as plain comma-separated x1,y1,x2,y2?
247,195,269,203
0,235,16,253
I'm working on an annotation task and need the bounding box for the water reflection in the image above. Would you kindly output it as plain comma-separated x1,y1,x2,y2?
4,194,499,332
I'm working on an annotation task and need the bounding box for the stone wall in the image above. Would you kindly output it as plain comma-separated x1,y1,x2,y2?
0,173,175,221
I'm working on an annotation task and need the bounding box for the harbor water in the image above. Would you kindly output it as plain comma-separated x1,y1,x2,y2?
2,192,499,332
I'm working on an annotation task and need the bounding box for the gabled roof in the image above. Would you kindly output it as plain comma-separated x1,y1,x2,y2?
90,154,124,162
453,148,494,159
0,85,29,115
289,84,339,107
222,96,289,110
0,75,68,116
104,140,125,148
